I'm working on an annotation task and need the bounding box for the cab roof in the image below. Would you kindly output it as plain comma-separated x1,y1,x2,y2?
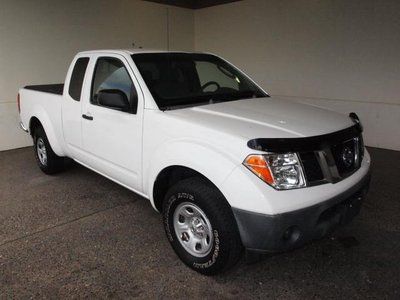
77,49,203,56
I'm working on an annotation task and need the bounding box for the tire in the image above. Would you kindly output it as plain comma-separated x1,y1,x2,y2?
33,126,65,174
162,177,243,275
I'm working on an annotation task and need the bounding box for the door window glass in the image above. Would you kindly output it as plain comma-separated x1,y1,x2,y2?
91,57,137,109
69,57,89,101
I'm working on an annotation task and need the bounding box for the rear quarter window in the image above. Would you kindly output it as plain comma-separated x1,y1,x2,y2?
69,57,90,101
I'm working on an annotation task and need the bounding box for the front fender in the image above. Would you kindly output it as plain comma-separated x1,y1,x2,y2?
146,139,240,210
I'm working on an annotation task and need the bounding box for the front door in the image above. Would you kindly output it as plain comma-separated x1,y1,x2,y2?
81,55,143,192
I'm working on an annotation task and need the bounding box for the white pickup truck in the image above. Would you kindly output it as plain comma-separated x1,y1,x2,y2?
18,49,371,275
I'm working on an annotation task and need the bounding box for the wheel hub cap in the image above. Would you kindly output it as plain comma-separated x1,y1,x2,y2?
36,138,47,166
173,202,213,257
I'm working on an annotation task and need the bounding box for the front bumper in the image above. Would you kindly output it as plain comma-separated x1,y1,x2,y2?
232,171,371,253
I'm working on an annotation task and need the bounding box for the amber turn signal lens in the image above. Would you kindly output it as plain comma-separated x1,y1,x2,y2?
243,155,274,185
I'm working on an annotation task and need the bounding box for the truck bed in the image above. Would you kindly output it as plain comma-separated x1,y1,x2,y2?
24,84,64,95
19,83,64,156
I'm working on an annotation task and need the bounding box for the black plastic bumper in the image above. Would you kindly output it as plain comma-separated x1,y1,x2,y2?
232,172,371,253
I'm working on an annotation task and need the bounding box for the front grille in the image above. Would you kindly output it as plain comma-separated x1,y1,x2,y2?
247,124,365,187
331,137,359,177
298,152,324,183
299,134,363,185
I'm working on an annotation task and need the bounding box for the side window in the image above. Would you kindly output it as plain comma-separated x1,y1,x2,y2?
69,57,89,101
91,57,137,112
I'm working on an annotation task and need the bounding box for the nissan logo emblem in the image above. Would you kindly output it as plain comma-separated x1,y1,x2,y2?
342,146,354,168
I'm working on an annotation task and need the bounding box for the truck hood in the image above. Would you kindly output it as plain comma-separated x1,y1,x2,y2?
167,96,354,139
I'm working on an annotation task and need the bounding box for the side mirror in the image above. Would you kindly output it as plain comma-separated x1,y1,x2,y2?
97,89,130,112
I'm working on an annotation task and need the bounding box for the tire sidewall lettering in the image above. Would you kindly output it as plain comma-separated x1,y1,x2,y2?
177,192,194,201
193,229,220,269
164,195,177,242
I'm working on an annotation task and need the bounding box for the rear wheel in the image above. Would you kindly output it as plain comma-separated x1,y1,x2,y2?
33,126,65,174
162,177,243,275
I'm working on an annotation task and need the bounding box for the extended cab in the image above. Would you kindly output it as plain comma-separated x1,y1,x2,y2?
18,50,371,275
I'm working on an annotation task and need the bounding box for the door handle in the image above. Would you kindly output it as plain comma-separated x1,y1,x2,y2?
82,114,93,120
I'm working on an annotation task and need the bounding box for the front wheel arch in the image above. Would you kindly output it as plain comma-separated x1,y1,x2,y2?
153,165,220,213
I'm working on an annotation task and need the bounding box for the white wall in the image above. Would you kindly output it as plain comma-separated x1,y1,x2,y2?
2,0,399,151
195,0,400,150
0,0,193,151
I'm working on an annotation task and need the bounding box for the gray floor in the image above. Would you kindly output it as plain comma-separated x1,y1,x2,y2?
0,147,399,298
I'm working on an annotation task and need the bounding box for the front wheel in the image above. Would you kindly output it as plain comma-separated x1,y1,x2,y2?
162,177,243,275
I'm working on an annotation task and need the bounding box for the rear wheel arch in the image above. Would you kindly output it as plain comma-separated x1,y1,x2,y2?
32,125,65,174
29,116,43,137
28,115,65,157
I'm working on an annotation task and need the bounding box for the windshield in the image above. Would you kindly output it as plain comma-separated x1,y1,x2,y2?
131,53,268,110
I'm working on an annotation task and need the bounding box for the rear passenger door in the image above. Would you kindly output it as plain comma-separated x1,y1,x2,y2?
62,56,90,154
80,54,144,192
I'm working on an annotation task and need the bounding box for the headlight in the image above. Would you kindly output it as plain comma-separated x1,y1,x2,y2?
243,153,306,190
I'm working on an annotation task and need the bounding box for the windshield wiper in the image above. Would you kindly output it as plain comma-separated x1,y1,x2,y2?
160,91,266,111
160,95,214,111
210,90,259,103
